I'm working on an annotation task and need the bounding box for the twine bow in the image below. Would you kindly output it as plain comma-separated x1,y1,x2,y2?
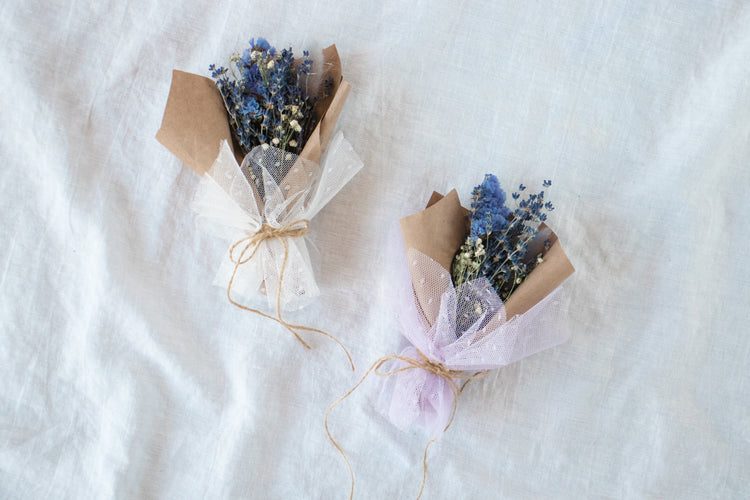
227,219,354,371
325,348,487,499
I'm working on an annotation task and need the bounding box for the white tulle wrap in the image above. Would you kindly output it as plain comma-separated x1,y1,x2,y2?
192,132,363,311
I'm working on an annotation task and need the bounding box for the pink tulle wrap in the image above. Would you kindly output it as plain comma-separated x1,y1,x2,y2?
382,248,570,436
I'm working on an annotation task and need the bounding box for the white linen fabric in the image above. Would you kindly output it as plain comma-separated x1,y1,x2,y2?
1,1,748,498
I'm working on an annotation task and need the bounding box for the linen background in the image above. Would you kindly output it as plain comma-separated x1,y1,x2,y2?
1,1,748,498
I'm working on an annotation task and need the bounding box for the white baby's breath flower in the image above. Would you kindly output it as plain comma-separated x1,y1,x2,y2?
289,140,298,147
267,60,275,69
271,137,280,146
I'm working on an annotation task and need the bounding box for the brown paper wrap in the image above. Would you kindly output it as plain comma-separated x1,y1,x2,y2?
156,44,350,177
155,44,352,299
399,190,574,324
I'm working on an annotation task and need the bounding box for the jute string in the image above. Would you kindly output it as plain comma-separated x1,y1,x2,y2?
325,348,487,499
227,219,354,371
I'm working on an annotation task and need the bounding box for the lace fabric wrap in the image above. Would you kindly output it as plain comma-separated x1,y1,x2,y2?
384,248,570,436
192,132,363,311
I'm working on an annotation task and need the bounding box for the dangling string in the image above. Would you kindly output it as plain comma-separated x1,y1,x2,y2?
325,349,487,499
227,219,354,371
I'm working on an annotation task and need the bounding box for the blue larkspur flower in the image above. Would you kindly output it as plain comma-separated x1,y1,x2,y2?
250,37,271,51
239,98,261,117
209,38,332,158
469,174,511,237
452,175,557,304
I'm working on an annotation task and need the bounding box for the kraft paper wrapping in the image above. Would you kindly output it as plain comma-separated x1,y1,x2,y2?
155,44,353,302
156,44,349,178
399,190,574,325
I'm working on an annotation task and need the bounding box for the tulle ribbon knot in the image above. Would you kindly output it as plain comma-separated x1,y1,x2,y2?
229,220,310,266
192,135,363,369
226,218,354,371
326,348,487,499
324,249,569,498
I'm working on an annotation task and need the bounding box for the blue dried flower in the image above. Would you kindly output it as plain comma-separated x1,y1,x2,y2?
250,37,271,51
469,174,511,236
209,38,330,158
452,176,556,303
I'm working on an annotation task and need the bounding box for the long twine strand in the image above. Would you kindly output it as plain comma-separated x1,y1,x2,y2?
325,349,487,499
226,219,354,371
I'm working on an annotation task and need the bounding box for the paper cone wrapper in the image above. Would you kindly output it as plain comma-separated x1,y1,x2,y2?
155,45,350,177
154,45,362,310
399,190,574,324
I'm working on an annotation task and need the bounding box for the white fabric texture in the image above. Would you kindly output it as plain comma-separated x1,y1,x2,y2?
1,1,748,498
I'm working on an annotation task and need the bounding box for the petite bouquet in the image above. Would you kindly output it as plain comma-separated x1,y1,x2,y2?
156,39,362,363
327,175,574,497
